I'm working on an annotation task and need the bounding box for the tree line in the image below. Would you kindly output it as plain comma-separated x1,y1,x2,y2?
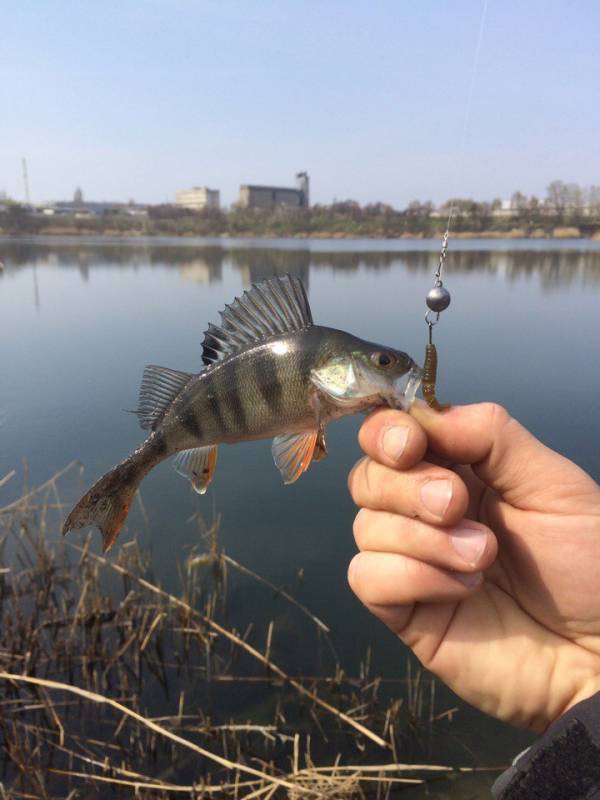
1,180,599,238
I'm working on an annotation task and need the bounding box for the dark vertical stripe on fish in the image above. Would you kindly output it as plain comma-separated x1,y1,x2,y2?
206,389,226,437
149,431,168,457
298,345,317,383
225,359,248,434
255,351,283,415
180,408,203,440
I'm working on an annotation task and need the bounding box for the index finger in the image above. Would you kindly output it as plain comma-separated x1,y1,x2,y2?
358,408,428,469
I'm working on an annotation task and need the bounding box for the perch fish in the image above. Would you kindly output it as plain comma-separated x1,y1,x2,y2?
63,275,422,551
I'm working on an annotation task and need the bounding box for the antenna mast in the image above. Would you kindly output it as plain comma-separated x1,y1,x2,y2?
21,158,31,205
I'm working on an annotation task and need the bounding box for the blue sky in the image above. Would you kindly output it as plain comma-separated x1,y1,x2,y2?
2,1,598,207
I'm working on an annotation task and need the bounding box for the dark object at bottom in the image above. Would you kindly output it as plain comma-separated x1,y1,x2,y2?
493,691,600,799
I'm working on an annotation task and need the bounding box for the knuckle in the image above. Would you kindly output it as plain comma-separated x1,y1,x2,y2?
484,402,511,431
362,458,377,497
362,459,389,509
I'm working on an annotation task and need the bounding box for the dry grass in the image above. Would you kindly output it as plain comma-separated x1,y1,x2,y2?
0,465,504,798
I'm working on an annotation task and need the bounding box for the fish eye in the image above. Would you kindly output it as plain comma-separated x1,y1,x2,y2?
371,351,395,368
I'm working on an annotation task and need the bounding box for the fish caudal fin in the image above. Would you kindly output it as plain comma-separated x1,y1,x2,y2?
62,461,143,552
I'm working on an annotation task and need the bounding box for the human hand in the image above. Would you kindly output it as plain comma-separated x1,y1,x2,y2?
347,401,600,731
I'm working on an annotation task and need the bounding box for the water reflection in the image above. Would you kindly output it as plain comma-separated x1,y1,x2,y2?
1,235,599,776
2,238,600,296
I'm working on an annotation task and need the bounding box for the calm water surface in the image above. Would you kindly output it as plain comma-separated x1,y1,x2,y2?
2,235,600,790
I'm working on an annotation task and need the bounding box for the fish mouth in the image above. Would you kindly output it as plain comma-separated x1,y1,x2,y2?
389,364,422,411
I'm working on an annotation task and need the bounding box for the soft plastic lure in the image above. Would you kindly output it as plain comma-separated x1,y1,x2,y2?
422,342,448,412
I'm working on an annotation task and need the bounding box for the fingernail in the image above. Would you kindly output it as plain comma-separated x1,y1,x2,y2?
453,571,482,589
382,426,410,461
450,522,487,566
420,479,453,518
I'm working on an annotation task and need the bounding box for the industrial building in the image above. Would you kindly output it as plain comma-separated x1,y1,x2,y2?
175,187,220,211
40,188,148,218
239,172,309,210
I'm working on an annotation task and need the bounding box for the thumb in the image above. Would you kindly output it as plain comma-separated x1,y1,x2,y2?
410,400,599,513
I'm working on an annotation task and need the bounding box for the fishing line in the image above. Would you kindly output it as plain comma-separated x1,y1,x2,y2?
422,0,489,410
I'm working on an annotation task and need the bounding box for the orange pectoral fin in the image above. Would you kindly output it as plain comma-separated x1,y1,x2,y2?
271,430,319,484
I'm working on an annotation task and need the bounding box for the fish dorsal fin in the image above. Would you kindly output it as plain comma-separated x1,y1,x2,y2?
135,365,193,431
201,274,312,366
173,445,218,494
272,430,319,484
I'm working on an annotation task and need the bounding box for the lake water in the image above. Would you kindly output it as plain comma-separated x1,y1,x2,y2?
2,235,600,793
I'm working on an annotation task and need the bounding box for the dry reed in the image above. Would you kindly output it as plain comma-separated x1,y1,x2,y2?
0,465,504,798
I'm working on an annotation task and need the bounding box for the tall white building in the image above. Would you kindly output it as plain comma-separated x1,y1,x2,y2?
175,187,220,211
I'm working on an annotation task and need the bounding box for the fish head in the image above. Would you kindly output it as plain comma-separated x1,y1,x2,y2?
311,335,422,412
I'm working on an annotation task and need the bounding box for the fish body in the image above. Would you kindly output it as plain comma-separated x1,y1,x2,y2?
63,276,422,551
162,326,408,447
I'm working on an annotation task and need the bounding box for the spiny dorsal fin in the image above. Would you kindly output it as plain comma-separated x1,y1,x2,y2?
201,274,312,366
135,365,193,430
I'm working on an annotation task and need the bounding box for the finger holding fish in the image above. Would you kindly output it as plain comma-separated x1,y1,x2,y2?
347,402,497,625
357,408,428,469
348,458,470,527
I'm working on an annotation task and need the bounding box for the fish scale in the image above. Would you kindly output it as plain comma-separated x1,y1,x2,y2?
62,275,422,552
169,338,317,445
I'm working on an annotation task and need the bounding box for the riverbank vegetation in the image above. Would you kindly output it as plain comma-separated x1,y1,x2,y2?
2,181,599,240
0,465,503,798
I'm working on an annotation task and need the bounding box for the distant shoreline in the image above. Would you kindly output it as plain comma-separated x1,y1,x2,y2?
2,226,600,242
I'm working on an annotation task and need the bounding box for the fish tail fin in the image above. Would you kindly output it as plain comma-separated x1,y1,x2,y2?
62,458,146,552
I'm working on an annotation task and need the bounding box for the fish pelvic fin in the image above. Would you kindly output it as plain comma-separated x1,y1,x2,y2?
173,445,218,495
313,427,328,462
272,430,320,484
62,451,153,552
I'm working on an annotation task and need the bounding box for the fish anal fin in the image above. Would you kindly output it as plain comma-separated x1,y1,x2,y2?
173,446,218,495
272,430,318,485
201,275,313,366
135,365,193,431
